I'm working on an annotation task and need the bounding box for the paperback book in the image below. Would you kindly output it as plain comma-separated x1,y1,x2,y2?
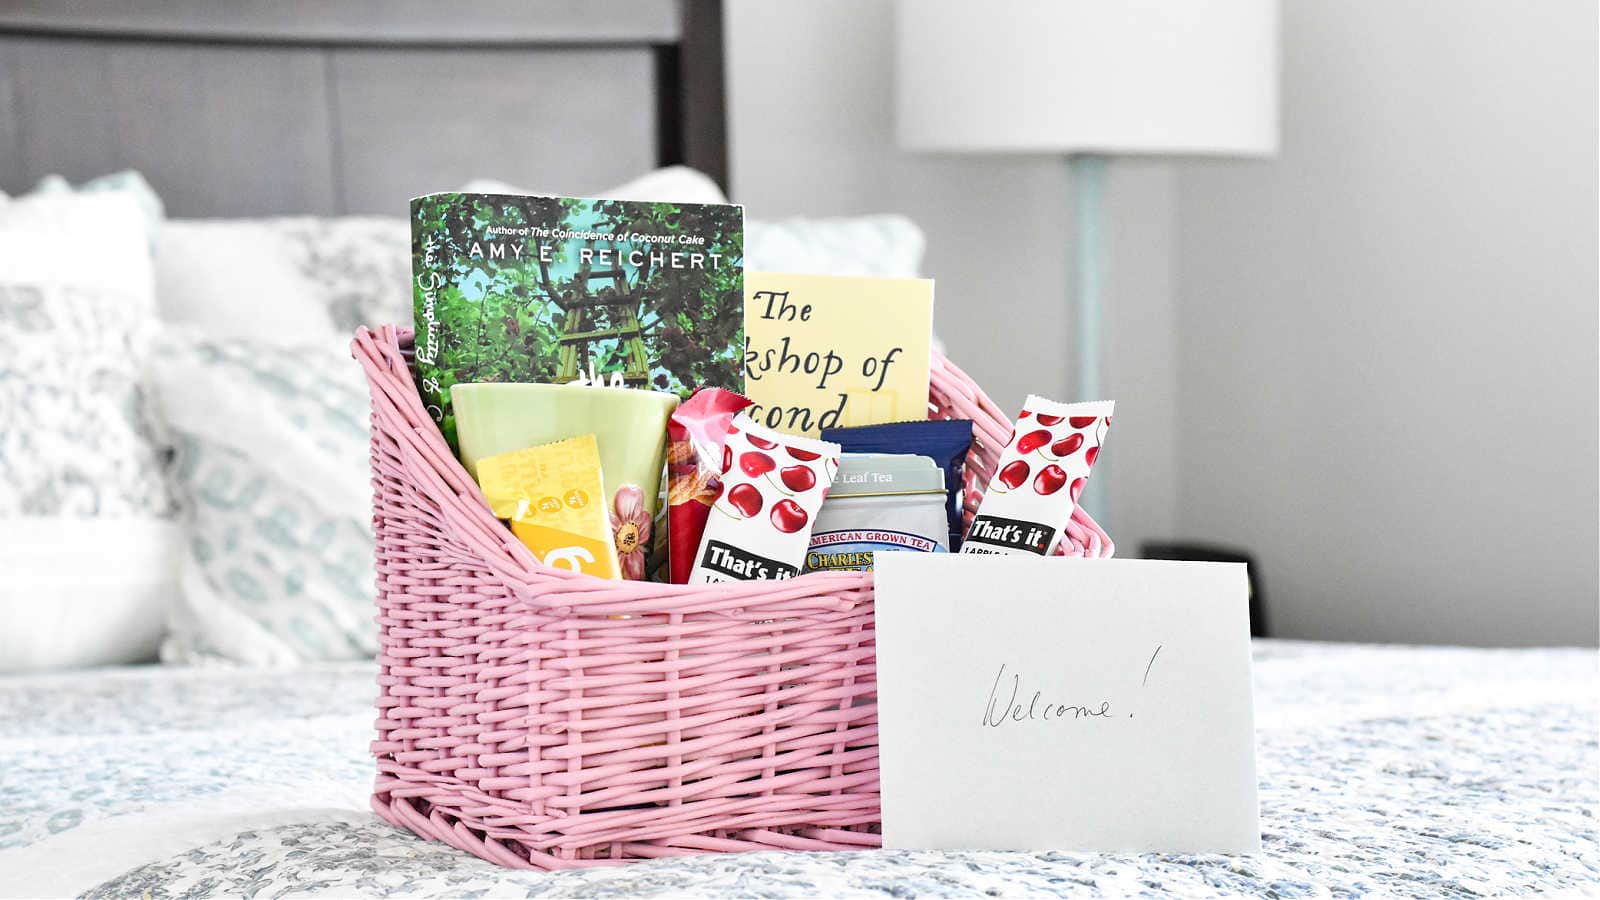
410,192,745,451
743,271,934,436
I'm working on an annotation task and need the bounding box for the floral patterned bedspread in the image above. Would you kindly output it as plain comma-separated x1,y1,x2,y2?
1,642,1594,898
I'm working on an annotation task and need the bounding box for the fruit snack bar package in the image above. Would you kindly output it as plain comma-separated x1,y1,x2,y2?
960,397,1113,556
687,414,840,584
475,434,621,578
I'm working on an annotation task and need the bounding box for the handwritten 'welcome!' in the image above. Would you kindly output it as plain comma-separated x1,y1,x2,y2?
742,273,934,437
981,647,1163,727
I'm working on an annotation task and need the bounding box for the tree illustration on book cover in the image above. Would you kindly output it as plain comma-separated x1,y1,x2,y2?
410,193,745,451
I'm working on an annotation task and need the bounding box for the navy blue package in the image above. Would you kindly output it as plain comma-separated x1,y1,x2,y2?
821,419,975,551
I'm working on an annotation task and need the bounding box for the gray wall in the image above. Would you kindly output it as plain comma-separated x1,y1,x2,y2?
725,0,1183,559
726,0,1598,646
1174,0,1599,646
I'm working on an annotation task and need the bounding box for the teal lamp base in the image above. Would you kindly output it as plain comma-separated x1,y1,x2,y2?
1071,154,1108,524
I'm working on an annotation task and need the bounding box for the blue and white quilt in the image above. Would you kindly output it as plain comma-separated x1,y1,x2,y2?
0,642,1594,898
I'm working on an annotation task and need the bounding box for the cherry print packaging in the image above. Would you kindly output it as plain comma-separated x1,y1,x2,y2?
687,414,841,584
960,396,1113,556
666,388,754,584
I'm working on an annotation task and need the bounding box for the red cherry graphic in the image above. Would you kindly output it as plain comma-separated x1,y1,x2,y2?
1069,416,1097,429
1034,464,1068,495
747,435,777,450
771,499,808,533
1015,429,1052,454
788,447,821,461
1050,433,1084,457
740,451,775,477
1070,477,1087,501
727,483,764,518
1084,446,1099,467
1035,414,1064,427
998,459,1030,490
780,465,817,492
721,444,732,474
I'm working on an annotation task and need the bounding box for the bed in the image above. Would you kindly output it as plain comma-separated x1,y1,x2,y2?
2,3,1597,898
1,642,1593,897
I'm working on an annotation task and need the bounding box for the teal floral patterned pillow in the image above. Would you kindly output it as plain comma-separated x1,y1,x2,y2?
148,329,376,665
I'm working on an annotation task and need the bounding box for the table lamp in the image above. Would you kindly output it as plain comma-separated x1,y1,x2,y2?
896,0,1278,521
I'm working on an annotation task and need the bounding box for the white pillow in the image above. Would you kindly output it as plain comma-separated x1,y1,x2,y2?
745,214,925,277
275,216,411,333
25,170,166,241
0,518,179,672
155,220,339,338
0,189,178,671
461,165,730,205
0,190,154,300
147,328,377,666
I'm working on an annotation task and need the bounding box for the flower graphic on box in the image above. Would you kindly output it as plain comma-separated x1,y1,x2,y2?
611,484,651,580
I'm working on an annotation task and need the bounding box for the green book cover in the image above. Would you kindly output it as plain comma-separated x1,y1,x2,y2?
410,193,745,450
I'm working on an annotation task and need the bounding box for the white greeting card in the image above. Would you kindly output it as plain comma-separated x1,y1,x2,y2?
873,555,1259,853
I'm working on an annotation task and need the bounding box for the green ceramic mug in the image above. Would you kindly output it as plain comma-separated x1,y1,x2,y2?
451,383,681,520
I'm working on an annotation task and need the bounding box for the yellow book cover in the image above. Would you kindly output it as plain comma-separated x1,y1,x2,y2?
743,272,934,437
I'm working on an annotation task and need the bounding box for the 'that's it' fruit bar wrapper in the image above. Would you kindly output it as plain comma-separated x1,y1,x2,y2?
959,397,1113,557
475,434,621,579
688,414,841,584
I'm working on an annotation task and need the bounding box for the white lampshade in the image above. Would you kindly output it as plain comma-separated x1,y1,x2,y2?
896,0,1279,156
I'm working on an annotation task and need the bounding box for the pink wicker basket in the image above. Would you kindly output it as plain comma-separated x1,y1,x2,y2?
352,324,1113,869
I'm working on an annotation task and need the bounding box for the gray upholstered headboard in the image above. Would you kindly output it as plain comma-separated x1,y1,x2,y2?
0,0,727,217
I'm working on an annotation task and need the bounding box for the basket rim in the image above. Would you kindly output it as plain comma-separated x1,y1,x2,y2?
354,324,875,615
353,322,1111,614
